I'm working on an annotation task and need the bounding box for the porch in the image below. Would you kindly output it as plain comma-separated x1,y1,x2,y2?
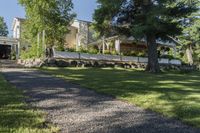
88,35,178,58
0,36,19,59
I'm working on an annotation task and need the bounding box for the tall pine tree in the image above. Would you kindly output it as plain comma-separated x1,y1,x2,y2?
178,2,200,65
94,0,198,73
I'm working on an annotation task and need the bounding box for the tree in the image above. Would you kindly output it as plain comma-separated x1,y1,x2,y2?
18,0,75,57
178,4,200,65
93,0,198,73
179,17,200,65
0,17,8,36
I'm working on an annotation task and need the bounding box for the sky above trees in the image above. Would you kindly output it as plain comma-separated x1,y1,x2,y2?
0,0,97,36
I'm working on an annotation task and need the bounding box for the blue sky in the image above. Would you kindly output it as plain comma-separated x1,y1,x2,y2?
0,0,97,36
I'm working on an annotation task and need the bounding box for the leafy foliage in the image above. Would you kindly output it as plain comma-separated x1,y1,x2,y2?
0,17,8,36
20,43,43,59
18,0,75,59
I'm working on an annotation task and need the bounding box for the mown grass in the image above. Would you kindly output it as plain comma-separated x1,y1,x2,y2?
0,74,58,133
42,67,200,127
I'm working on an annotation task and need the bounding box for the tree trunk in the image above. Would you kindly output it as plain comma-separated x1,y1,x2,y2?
186,44,193,65
145,34,160,73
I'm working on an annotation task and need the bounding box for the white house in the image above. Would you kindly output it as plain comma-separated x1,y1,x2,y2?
12,18,93,53
64,19,93,50
12,17,25,39
12,17,26,58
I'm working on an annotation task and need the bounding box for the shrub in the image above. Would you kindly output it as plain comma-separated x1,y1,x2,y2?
88,46,98,54
11,51,16,60
20,43,43,59
104,50,111,55
66,48,76,52
78,46,88,53
110,50,119,55
56,45,65,51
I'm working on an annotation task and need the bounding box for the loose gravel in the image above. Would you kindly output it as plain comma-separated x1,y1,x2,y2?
1,67,200,133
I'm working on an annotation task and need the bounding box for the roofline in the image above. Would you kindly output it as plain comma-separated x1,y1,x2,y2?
74,19,92,24
15,17,26,21
12,17,26,31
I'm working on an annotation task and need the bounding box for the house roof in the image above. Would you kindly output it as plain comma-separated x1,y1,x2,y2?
12,17,92,30
75,19,92,24
0,36,18,45
70,19,92,29
15,17,26,21
12,17,26,31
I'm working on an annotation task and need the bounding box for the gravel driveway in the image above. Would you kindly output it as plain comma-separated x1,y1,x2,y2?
1,66,200,133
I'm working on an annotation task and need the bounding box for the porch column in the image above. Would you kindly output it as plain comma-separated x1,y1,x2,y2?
42,30,46,57
102,36,105,54
76,33,80,51
37,32,41,57
17,41,20,59
115,39,121,53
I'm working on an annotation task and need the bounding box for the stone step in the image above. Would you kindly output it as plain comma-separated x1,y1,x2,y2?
0,60,24,68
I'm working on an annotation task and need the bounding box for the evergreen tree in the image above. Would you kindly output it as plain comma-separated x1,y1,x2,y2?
178,2,200,65
93,0,198,72
0,17,8,36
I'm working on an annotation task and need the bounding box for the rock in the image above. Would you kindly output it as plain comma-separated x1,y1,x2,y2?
17,59,23,64
70,61,78,67
85,61,92,67
48,58,56,64
93,61,99,67
56,60,70,67
114,63,123,68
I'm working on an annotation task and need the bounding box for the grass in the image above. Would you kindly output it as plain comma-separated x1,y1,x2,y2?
42,67,200,127
0,74,58,133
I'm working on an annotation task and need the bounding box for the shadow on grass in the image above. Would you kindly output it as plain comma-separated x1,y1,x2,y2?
42,67,200,127
2,68,200,132
0,74,57,133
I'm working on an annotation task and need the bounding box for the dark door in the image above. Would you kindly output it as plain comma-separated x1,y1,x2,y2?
0,44,11,59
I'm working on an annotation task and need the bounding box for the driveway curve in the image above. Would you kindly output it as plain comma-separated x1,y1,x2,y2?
1,67,200,133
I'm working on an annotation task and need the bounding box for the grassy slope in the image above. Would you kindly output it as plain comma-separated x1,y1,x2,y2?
42,67,200,127
0,74,58,133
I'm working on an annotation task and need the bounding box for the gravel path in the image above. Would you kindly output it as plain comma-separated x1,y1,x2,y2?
1,66,200,133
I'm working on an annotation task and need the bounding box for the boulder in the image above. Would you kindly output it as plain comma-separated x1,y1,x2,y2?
56,60,70,67
70,60,78,67
48,58,56,64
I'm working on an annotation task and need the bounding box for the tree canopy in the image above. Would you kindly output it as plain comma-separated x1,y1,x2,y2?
93,0,199,72
0,17,8,36
178,3,200,65
18,0,75,50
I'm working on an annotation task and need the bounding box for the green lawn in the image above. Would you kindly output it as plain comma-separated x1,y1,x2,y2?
0,74,58,133
42,67,200,127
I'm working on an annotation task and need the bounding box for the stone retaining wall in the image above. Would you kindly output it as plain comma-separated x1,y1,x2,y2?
17,58,197,72
17,59,43,68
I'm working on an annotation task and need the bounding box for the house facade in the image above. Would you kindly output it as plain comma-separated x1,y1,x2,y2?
12,18,94,54
12,17,178,59
64,19,93,50
12,17,26,58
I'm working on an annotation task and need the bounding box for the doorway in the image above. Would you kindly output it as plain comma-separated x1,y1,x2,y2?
0,44,11,59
